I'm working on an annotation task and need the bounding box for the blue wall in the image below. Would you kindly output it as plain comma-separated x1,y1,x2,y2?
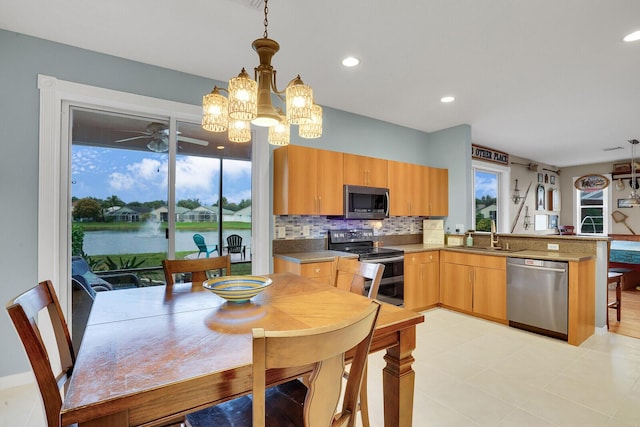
0,29,469,377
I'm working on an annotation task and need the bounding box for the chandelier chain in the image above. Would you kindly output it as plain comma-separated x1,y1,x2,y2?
263,0,269,38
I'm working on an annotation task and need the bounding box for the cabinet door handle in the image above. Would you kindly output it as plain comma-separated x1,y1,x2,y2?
318,196,321,213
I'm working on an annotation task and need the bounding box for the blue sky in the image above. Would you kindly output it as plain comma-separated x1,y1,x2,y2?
72,146,251,206
474,170,498,199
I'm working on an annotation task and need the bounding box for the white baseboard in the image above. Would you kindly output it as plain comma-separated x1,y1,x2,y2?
0,371,35,390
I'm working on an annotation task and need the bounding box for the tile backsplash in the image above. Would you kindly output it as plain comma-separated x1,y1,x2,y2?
274,216,426,240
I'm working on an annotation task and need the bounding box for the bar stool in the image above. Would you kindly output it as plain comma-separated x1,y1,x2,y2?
607,271,623,329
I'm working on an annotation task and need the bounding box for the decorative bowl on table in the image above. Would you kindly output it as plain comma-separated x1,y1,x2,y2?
203,275,272,303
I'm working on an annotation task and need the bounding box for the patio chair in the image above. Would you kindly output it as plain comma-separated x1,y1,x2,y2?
193,233,219,258
71,256,141,291
225,234,246,260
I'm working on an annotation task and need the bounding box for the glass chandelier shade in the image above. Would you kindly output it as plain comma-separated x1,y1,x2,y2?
285,76,314,125
228,119,251,143
268,115,290,146
299,104,323,139
202,86,229,132
228,68,258,121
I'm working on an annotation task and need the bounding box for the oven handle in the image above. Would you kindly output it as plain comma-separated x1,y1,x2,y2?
361,256,404,264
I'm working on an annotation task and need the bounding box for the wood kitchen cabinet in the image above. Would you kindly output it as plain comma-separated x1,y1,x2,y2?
404,251,439,311
343,153,387,187
273,145,344,215
440,251,507,321
426,166,448,216
388,160,425,216
273,258,333,285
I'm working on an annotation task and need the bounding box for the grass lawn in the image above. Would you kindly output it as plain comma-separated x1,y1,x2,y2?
77,221,251,231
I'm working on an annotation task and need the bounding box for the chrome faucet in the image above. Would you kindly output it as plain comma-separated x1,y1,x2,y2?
490,220,500,248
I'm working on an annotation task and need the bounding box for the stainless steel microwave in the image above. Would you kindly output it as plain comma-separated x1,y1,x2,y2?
343,185,389,219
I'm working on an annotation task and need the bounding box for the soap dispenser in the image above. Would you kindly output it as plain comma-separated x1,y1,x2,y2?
466,231,473,247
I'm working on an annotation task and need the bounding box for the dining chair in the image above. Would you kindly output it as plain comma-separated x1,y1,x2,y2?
331,256,385,300
330,256,385,427
162,255,231,286
192,233,219,258
185,301,381,427
6,280,75,427
225,234,246,260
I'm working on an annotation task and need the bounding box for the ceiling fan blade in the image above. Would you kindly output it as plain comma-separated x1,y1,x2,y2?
177,136,209,146
115,135,151,143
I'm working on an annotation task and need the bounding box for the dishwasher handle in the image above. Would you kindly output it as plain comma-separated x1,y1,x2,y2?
507,263,566,273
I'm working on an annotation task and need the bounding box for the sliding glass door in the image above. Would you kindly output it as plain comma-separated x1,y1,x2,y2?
70,108,252,288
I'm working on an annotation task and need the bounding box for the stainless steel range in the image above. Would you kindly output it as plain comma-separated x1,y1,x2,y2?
327,229,404,306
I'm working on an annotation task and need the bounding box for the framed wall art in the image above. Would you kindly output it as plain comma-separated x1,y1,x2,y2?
536,184,545,210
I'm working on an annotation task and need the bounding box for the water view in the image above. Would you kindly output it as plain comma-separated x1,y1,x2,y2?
83,229,252,256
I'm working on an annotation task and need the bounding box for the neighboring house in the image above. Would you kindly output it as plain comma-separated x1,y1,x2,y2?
150,206,190,222
183,206,217,222
104,206,152,222
231,205,251,223
477,203,497,221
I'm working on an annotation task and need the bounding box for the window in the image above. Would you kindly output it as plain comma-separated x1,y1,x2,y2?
574,176,610,235
472,160,509,232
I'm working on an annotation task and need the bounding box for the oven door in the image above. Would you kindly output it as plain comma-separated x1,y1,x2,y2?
361,256,404,306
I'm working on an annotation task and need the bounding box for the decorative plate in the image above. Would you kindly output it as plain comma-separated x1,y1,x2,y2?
203,275,272,303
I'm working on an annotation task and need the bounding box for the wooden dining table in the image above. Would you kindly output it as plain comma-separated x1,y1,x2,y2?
61,272,424,427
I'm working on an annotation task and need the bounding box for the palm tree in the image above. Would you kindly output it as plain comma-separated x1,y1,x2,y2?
104,195,124,208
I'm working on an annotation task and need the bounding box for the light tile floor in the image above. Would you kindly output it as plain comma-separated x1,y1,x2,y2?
4,308,640,426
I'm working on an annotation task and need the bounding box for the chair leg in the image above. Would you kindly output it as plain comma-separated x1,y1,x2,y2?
616,282,622,322
359,362,370,427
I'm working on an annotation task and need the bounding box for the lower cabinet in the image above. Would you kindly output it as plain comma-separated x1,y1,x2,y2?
440,251,507,321
404,251,440,311
273,258,333,285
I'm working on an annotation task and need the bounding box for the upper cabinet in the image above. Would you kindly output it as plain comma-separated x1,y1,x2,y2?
274,146,448,217
343,153,388,187
273,146,344,215
426,167,448,216
388,160,425,216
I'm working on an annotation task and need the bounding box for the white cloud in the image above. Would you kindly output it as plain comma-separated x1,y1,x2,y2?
108,172,136,191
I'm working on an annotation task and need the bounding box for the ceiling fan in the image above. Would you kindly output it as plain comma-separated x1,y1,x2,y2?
115,122,209,153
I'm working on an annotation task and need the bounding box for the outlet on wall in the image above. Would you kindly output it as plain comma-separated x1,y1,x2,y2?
547,243,560,251
276,227,286,238
302,225,310,237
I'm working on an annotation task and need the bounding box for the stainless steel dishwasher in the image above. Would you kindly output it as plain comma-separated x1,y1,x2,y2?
507,258,569,340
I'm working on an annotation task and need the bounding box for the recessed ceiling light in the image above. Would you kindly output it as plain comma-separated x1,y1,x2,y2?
441,96,455,103
341,56,360,67
623,30,640,42
217,145,225,150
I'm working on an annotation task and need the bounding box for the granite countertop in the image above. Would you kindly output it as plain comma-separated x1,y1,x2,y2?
273,250,357,264
385,243,444,253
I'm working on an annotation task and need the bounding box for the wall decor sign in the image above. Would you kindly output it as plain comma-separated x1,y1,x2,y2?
471,144,509,165
574,174,610,192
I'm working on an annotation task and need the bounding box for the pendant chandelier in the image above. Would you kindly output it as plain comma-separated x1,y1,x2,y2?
202,0,322,145
625,139,640,206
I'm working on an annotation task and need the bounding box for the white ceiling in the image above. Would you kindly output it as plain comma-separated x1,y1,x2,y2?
2,0,640,168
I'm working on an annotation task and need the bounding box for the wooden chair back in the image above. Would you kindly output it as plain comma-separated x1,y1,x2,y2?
251,301,381,427
162,256,231,286
6,280,75,427
331,256,385,299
